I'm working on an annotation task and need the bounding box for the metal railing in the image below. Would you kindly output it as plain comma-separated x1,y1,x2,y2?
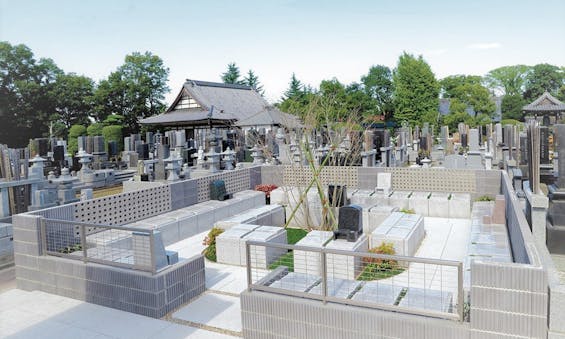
246,240,464,321
41,218,158,273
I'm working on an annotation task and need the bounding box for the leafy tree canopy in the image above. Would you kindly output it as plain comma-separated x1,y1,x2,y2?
93,51,169,135
441,75,495,116
523,63,564,101
484,65,530,96
501,94,527,121
361,65,394,118
392,52,439,126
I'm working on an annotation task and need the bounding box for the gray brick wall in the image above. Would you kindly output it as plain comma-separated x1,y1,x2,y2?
241,290,470,339
15,254,205,318
470,261,548,338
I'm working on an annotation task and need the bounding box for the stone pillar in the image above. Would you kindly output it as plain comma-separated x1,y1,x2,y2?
524,181,549,244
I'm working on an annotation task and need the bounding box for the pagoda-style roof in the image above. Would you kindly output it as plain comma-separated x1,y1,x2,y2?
523,91,565,113
140,79,301,128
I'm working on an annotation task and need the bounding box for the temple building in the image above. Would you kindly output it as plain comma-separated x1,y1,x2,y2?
139,79,300,137
523,91,565,125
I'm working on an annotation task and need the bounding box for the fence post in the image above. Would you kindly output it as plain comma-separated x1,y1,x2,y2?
40,218,47,255
321,250,327,304
149,230,156,274
458,262,464,321
246,241,252,291
80,224,87,264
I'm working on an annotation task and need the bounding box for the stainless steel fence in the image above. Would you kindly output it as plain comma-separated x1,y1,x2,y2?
41,218,158,273
246,240,464,321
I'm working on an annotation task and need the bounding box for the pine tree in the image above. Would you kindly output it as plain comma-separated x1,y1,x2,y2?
283,73,303,100
244,70,264,95
221,62,241,84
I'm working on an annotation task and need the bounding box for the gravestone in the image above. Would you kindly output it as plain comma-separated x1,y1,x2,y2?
444,154,466,169
469,129,480,152
440,126,449,148
540,126,550,165
335,205,363,242
495,123,503,145
460,134,468,148
210,180,231,201
547,124,565,254
519,134,528,166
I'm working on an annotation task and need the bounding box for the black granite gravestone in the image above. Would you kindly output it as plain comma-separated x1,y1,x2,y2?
547,124,565,254
540,126,550,164
335,205,363,242
461,134,468,148
210,180,231,201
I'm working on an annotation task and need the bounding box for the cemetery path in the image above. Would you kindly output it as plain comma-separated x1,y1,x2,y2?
0,289,237,338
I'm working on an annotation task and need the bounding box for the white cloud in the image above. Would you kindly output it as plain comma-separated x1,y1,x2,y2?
466,42,501,50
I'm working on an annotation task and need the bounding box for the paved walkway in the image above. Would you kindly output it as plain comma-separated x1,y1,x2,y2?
0,289,236,339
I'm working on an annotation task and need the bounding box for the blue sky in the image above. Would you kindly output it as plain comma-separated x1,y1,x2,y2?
1,0,564,104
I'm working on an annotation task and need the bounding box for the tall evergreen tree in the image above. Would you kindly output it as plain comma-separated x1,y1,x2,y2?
392,52,439,126
283,73,303,100
244,69,264,95
221,62,242,84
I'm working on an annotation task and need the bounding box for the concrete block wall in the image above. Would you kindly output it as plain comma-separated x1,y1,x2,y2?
470,261,548,338
13,212,205,318
502,171,535,265
241,290,470,339
260,165,284,187
169,180,198,210
195,167,252,202
0,222,14,267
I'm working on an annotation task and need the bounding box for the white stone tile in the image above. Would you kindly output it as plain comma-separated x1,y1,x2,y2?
172,293,242,333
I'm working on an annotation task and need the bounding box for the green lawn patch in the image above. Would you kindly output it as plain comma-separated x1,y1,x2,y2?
268,251,295,272
268,228,308,272
286,228,308,245
357,263,405,281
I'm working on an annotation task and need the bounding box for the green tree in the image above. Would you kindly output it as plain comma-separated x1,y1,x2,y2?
443,110,475,132
361,65,394,118
484,65,530,96
93,51,169,135
102,125,123,152
501,94,526,121
243,69,264,95
50,73,94,129
103,114,125,125
441,75,496,116
0,42,63,146
392,52,440,126
87,123,104,136
68,124,87,154
523,63,564,101
279,73,314,117
221,62,242,84
282,73,304,100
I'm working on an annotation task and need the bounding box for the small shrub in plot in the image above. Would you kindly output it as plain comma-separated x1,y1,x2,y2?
202,227,224,262
358,242,403,281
